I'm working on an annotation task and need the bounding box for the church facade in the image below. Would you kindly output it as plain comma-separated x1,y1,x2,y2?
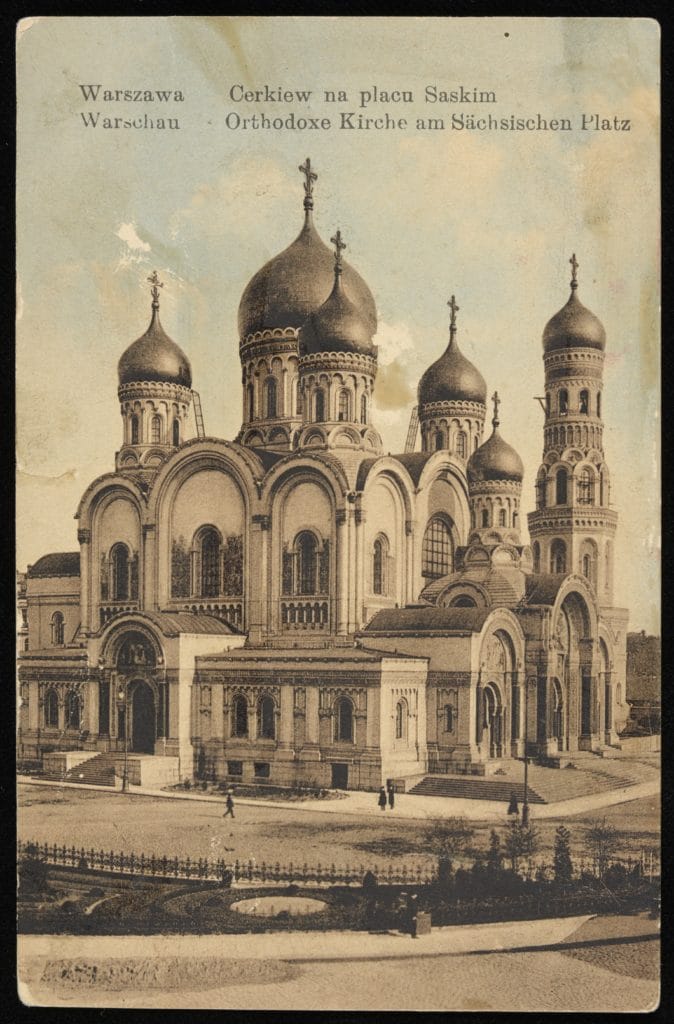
18,159,629,791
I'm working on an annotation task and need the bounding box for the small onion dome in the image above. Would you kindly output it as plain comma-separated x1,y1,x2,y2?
237,163,376,340
543,254,606,353
418,295,486,406
468,392,523,483
118,278,192,388
299,248,375,357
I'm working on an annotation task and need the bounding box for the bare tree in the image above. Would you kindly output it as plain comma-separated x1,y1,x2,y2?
425,817,475,880
583,819,622,879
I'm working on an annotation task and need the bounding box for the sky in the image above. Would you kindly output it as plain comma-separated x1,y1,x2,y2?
16,16,660,632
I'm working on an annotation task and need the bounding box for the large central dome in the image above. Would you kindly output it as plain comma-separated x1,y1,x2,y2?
237,199,377,341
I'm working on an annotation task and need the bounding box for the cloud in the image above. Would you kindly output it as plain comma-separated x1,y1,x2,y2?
374,360,415,411
116,222,151,253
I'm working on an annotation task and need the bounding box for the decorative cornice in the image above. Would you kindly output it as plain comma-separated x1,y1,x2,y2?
118,381,192,402
240,327,299,351
241,338,299,361
299,350,377,375
418,399,486,419
469,478,522,496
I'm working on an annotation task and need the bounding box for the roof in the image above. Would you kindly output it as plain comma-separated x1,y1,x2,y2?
198,646,418,664
27,552,80,578
524,574,567,606
389,452,433,486
100,610,242,638
362,606,492,634
248,447,286,472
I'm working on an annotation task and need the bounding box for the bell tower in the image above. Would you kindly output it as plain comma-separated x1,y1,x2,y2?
527,255,616,604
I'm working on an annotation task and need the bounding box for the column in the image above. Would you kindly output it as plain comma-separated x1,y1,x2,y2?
277,682,294,760
249,515,270,640
305,685,320,746
77,528,92,635
404,519,415,606
142,523,156,610
335,509,349,634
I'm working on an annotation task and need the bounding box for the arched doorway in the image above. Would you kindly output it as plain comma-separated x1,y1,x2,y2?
130,680,155,753
482,684,503,758
551,677,564,750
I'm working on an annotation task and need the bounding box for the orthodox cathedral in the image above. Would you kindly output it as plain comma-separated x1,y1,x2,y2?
18,159,629,791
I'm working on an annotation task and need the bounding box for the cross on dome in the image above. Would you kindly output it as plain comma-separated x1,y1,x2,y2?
448,294,460,337
570,253,579,289
491,390,501,428
299,157,318,210
330,229,346,274
147,270,164,310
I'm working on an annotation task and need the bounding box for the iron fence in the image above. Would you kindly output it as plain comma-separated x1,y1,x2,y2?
17,839,436,887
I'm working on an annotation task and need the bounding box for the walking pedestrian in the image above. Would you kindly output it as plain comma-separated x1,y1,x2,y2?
387,781,395,811
223,788,235,818
378,786,387,811
507,791,519,816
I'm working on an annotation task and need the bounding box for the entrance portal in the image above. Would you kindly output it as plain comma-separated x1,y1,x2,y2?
331,763,348,789
131,680,155,753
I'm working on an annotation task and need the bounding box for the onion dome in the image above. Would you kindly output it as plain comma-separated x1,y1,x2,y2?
418,295,487,406
237,158,377,340
468,392,523,483
299,230,375,356
543,253,606,353
118,272,192,388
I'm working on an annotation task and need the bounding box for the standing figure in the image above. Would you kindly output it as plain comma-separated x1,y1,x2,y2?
378,786,387,812
507,791,519,816
224,788,235,818
387,781,395,811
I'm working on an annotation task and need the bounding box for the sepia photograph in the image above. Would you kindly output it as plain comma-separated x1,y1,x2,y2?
16,16,660,1012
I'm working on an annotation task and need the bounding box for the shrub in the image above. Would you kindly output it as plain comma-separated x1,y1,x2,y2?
362,870,378,892
18,857,49,895
553,825,573,885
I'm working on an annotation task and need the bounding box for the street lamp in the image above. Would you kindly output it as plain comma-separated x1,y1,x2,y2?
117,683,129,793
522,676,536,827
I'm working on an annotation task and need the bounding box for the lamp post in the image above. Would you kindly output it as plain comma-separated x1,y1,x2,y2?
522,676,534,827
117,683,129,793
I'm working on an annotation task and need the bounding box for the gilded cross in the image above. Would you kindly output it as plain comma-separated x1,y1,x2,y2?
492,390,501,425
448,294,460,332
570,253,579,287
330,229,346,271
299,158,318,207
147,270,164,308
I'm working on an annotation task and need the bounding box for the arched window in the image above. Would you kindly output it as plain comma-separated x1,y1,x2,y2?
444,704,454,732
470,509,476,529
130,415,140,445
335,697,353,742
172,418,180,446
45,688,59,727
456,431,467,459
498,508,507,527
435,430,445,451
151,415,162,444
550,539,567,574
513,511,518,529
297,531,319,595
481,508,489,528
532,541,541,573
474,435,479,451
315,389,325,422
247,383,254,421
65,690,80,730
451,595,476,608
337,389,350,422
232,694,248,737
582,553,592,582
577,467,594,505
395,699,408,740
265,378,277,418
373,536,388,596
555,468,568,505
257,695,275,739
51,611,65,646
295,379,302,416
604,542,611,589
545,393,551,416
360,393,367,425
199,528,221,598
111,544,130,601
536,473,547,509
422,516,454,579
579,389,589,414
559,389,568,414
597,392,602,418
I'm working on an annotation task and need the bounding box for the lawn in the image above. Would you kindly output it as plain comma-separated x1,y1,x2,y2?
18,785,659,873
